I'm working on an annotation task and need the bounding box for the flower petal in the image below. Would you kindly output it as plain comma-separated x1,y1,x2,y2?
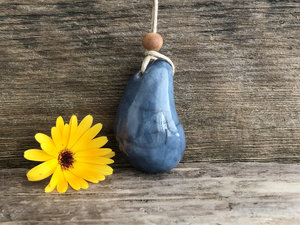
83,123,102,142
75,156,114,165
78,178,89,189
94,164,113,175
57,168,68,193
69,171,89,189
77,162,113,176
75,148,112,157
35,133,58,157
66,115,78,149
61,124,70,149
86,136,108,150
68,115,93,150
24,149,54,162
78,115,93,133
56,116,64,135
45,166,60,193
71,124,103,152
26,158,58,181
63,170,81,191
51,127,63,151
103,151,115,159
69,161,106,183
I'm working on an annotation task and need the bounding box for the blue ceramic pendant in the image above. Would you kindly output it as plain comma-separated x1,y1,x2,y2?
114,60,185,173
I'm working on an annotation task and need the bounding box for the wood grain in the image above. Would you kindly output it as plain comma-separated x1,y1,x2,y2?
0,0,299,168
2,162,300,224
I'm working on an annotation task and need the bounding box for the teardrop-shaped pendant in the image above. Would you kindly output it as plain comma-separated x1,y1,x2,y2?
114,60,185,173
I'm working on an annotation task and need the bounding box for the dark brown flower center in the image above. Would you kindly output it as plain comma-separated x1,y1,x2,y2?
58,150,74,170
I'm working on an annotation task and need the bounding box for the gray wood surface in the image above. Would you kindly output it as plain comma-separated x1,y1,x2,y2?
2,162,300,224
0,0,299,168
1,1,300,224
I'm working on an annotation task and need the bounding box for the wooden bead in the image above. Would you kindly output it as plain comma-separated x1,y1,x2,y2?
142,33,163,51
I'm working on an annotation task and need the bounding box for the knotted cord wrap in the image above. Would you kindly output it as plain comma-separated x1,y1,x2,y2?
142,51,175,74
141,0,175,75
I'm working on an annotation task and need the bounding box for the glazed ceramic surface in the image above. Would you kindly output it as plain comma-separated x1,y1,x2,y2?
114,60,185,173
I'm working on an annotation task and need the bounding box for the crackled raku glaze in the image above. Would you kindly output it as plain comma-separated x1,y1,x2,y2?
115,60,185,173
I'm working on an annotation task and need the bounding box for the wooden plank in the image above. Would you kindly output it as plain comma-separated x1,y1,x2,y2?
1,162,300,224
0,0,299,167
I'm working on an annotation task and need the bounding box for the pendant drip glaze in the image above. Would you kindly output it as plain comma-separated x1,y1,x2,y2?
114,0,185,173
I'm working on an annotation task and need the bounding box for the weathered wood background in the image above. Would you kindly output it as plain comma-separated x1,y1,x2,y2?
1,0,299,168
0,0,299,224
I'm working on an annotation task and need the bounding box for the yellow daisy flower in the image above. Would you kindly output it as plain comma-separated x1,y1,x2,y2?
24,115,115,193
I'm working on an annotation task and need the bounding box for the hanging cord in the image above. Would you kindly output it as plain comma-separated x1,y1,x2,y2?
141,0,175,74
151,0,158,33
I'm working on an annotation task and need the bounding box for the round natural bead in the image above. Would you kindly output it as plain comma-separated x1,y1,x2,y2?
142,33,163,51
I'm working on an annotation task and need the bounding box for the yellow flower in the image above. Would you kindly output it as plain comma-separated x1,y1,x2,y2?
24,115,115,193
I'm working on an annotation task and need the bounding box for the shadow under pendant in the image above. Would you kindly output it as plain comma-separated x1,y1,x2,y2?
114,60,186,173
